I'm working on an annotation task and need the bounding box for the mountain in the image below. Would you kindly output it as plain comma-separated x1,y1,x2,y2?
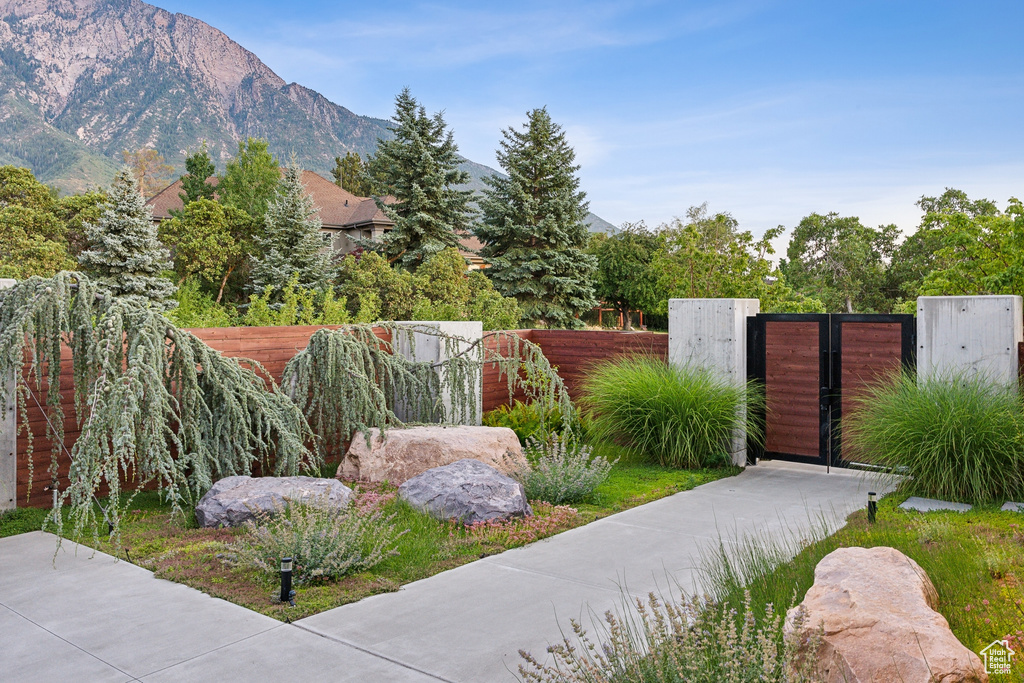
0,0,615,230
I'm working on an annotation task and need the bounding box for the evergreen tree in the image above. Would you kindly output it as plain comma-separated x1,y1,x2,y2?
78,167,176,308
477,108,597,328
178,143,216,206
331,151,371,196
366,89,473,270
249,164,332,302
218,138,281,222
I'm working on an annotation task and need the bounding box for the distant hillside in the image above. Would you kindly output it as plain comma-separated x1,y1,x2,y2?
0,0,614,229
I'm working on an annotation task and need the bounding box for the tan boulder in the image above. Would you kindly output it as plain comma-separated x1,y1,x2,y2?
337,425,526,484
786,546,987,682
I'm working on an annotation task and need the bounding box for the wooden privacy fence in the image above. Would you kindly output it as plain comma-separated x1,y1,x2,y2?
16,326,667,508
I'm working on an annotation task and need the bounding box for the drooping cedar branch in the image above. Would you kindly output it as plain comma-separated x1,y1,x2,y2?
282,324,576,459
0,272,315,545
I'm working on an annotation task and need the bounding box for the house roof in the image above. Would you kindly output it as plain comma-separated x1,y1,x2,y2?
148,170,485,266
147,170,394,230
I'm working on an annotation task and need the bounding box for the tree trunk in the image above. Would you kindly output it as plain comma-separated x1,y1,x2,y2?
622,306,632,331
217,265,236,304
845,295,854,313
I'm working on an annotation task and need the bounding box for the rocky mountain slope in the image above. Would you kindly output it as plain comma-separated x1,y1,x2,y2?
0,0,615,231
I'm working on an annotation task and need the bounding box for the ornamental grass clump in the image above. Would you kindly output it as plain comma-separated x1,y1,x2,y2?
581,356,761,469
232,497,406,585
846,371,1024,505
507,433,615,504
518,591,822,683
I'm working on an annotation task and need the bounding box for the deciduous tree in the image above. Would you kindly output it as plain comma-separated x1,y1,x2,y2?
781,212,898,313
122,149,173,199
159,198,253,302
916,190,1024,296
590,223,661,330
218,138,281,222
0,165,56,211
178,144,216,206
0,206,75,278
644,205,822,314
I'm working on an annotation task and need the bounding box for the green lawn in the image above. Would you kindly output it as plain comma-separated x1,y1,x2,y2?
0,459,737,621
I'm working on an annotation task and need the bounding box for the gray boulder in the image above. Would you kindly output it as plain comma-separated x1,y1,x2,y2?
398,459,532,525
195,475,352,528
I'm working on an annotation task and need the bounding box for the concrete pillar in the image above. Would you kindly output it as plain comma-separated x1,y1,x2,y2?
1,279,16,511
668,298,760,467
917,295,1023,386
393,321,484,426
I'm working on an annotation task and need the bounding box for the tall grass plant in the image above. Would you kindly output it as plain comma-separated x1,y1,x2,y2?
581,357,762,469
846,372,1024,504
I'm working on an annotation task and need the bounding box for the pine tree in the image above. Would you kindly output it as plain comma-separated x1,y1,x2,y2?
249,164,332,302
331,152,370,196
78,167,176,308
178,144,216,206
477,108,598,328
366,89,473,270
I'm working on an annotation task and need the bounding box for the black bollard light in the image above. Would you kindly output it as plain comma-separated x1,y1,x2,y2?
867,491,877,524
280,557,295,605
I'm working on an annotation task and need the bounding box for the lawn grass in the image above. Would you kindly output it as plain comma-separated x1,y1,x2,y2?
0,458,737,621
704,492,1024,682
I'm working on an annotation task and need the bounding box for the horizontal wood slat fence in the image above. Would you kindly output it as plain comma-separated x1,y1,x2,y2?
16,326,667,508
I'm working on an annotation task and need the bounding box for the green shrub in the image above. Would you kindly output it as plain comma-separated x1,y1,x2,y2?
241,273,350,326
846,371,1024,505
518,591,822,683
232,497,405,584
166,277,236,328
483,400,576,444
507,434,616,504
581,356,761,469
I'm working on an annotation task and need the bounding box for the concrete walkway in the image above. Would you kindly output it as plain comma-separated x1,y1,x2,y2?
0,461,886,682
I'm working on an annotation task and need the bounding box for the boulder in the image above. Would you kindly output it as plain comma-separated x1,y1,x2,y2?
398,459,532,525
195,475,352,528
785,546,987,683
338,425,526,484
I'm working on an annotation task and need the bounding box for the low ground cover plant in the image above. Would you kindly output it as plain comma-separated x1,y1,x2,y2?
506,433,616,505
230,496,405,584
582,356,762,469
846,371,1024,505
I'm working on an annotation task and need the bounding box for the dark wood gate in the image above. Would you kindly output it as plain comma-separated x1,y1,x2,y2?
746,313,915,467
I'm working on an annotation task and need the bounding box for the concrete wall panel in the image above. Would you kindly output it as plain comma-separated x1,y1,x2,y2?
917,295,1023,385
668,299,760,466
394,321,484,425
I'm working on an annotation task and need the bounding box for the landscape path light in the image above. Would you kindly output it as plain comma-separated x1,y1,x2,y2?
868,491,877,524
280,556,295,606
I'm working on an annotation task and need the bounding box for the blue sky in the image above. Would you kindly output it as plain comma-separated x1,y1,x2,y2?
158,0,1023,245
